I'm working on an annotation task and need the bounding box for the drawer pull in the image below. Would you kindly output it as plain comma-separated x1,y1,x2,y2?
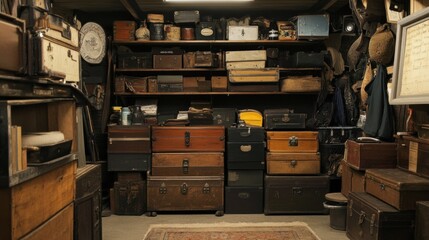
240,145,252,152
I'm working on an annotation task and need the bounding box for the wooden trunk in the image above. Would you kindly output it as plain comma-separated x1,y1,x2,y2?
264,175,329,214
280,76,321,93
75,164,102,240
346,192,415,240
225,186,263,214
346,140,397,170
153,55,182,69
108,125,151,153
416,201,429,240
151,126,225,152
267,131,318,153
113,180,146,215
365,168,429,210
147,176,224,213
397,135,429,178
266,152,320,175
0,161,76,239
341,160,365,198
151,152,224,176
264,109,307,130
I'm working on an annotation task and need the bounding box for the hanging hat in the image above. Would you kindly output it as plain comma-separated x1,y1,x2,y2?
347,35,363,71
368,24,395,65
327,47,345,75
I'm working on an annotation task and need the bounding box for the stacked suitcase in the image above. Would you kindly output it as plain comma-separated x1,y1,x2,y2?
18,1,80,82
147,126,225,216
344,135,429,240
107,125,151,215
225,126,265,213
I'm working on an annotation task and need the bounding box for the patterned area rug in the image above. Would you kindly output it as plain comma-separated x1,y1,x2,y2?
143,222,320,240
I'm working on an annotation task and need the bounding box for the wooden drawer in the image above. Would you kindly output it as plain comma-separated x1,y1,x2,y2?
0,161,76,239
21,203,74,240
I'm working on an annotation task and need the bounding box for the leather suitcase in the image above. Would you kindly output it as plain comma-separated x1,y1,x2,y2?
225,186,263,214
0,12,26,75
267,131,318,153
346,192,415,240
416,201,429,240
266,152,320,175
113,21,136,41
227,82,279,92
151,152,224,176
227,142,265,163
113,180,146,215
212,108,236,127
151,126,225,152
264,175,329,214
173,10,200,24
75,164,102,240
227,126,265,142
227,169,263,186
146,176,224,215
341,160,365,198
29,34,80,82
264,109,307,130
117,46,152,69
108,125,151,153
397,135,429,178
346,139,397,170
107,153,150,172
365,168,429,210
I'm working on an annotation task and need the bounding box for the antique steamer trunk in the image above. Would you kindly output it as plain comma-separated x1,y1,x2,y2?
266,152,320,175
34,13,79,48
346,192,415,240
397,135,429,178
264,109,307,130
365,168,429,210
227,169,263,186
113,21,136,41
75,164,102,240
0,13,26,75
267,131,318,153
151,126,225,152
151,152,224,176
346,139,397,170
107,153,150,172
108,125,151,153
264,175,329,214
113,180,146,215
227,126,265,142
416,201,429,240
146,176,224,215
341,160,365,198
225,186,263,214
227,142,265,163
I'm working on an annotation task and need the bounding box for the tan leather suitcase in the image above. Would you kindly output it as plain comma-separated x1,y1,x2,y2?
341,160,365,198
365,168,429,210
346,139,397,170
266,152,320,175
152,126,225,152
151,152,224,176
267,131,318,153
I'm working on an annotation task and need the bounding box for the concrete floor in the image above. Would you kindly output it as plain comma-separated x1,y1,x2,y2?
102,213,348,240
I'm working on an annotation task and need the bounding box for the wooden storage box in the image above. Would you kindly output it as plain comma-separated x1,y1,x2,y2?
266,152,320,175
341,160,365,198
416,201,429,240
280,76,321,93
397,135,429,178
113,21,136,41
108,125,151,153
228,26,258,40
264,175,329,214
151,126,225,152
225,50,267,62
151,152,224,176
153,55,182,69
346,139,397,170
147,176,224,215
115,75,148,93
225,186,263,214
346,192,415,240
365,168,429,210
183,77,203,92
267,131,318,153
226,61,265,70
211,76,228,92
228,69,279,83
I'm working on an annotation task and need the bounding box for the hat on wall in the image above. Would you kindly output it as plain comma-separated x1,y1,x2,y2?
368,24,395,65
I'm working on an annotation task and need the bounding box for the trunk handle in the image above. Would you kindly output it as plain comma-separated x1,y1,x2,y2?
370,214,376,235
358,211,366,225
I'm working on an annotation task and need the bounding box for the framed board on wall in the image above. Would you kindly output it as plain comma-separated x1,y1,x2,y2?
390,7,429,105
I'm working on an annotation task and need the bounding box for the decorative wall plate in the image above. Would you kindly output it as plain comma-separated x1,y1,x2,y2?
80,22,106,64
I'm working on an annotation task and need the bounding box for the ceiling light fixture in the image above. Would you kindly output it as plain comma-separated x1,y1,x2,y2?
164,0,253,2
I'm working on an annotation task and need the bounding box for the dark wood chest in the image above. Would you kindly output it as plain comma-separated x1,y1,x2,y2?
345,139,397,170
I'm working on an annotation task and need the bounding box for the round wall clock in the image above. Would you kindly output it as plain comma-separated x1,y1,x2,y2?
80,22,106,64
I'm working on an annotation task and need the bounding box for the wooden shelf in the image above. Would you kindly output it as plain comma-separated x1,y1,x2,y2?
115,67,322,72
114,91,319,96
113,40,322,46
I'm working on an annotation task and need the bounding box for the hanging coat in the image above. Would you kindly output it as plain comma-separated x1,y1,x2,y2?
363,64,395,141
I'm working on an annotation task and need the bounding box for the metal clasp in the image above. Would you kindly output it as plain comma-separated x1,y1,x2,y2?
289,136,298,146
180,183,188,195
203,183,210,194
159,183,167,194
182,159,189,174
290,160,297,168
185,131,191,147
